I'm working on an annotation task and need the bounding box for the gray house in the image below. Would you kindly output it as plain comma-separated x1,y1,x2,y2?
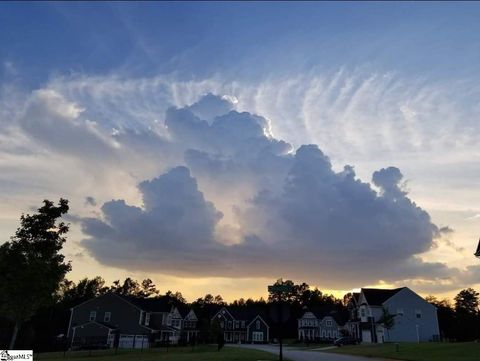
67,293,198,349
211,307,270,343
297,309,345,341
347,287,440,343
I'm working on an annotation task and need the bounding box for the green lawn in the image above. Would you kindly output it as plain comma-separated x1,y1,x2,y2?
36,345,280,361
326,342,480,361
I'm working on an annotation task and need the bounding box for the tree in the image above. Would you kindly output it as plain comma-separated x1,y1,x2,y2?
60,277,108,306
454,288,479,315
379,307,395,341
0,199,71,349
426,295,456,340
140,279,160,297
454,288,479,341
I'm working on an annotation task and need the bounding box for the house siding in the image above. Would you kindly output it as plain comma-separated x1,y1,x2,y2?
247,316,269,343
68,293,150,346
383,288,440,342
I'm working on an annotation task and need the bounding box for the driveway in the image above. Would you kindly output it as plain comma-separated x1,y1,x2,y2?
230,343,375,361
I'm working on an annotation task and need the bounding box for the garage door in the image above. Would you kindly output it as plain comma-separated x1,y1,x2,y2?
119,334,134,348
362,330,372,343
134,335,149,349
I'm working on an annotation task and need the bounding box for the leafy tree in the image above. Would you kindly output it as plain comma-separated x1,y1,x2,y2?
140,279,160,297
379,307,395,340
454,288,479,341
165,290,186,303
214,295,225,305
426,295,456,340
454,288,479,315
0,199,71,349
60,277,108,306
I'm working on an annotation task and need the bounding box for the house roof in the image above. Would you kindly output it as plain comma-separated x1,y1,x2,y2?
475,238,480,257
361,288,405,306
118,295,173,312
300,307,348,326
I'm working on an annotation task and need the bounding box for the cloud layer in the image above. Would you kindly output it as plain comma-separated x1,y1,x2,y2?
1,71,479,293
72,93,474,289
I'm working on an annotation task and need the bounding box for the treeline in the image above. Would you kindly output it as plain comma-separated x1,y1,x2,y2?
425,289,480,341
0,275,346,350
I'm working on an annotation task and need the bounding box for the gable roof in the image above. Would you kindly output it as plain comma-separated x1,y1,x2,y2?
361,288,405,306
118,295,173,312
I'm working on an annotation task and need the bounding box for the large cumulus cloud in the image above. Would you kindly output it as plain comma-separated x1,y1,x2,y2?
77,93,477,289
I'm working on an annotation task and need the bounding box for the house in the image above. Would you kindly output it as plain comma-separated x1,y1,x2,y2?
67,293,198,349
347,287,440,343
297,308,345,341
211,307,270,343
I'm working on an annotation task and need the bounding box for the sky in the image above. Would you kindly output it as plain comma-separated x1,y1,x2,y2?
1,2,479,302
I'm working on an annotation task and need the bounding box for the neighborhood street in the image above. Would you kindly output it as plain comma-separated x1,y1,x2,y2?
230,344,376,361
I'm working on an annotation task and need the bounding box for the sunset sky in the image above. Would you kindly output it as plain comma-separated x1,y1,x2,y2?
1,2,479,302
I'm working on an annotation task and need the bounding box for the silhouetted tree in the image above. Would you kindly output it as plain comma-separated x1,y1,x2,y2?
379,307,395,340
60,277,108,306
0,199,71,349
426,295,456,340
455,288,479,315
140,279,160,297
454,288,479,341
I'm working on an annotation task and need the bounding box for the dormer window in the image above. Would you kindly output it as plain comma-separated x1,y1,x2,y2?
89,311,96,321
104,312,111,322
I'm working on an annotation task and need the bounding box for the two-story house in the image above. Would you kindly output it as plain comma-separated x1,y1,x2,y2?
347,287,440,343
211,307,270,343
297,308,345,341
67,293,198,349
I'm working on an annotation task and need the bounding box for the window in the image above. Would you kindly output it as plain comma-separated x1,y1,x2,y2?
172,319,181,328
241,321,245,328
326,320,332,327
415,309,422,319
228,321,232,329
89,311,96,321
235,321,239,329
360,308,366,317
145,313,151,326
256,320,260,330
104,312,111,322
397,308,404,316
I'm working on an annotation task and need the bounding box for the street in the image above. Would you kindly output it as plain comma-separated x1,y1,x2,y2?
230,344,377,361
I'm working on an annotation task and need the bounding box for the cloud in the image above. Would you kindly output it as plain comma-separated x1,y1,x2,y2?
85,196,97,207
77,94,478,290
18,89,119,159
2,71,479,293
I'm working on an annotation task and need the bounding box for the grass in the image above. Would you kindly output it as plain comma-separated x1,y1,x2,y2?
325,342,480,361
35,346,282,361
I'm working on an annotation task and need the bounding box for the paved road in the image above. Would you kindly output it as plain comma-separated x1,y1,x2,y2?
230,344,376,361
